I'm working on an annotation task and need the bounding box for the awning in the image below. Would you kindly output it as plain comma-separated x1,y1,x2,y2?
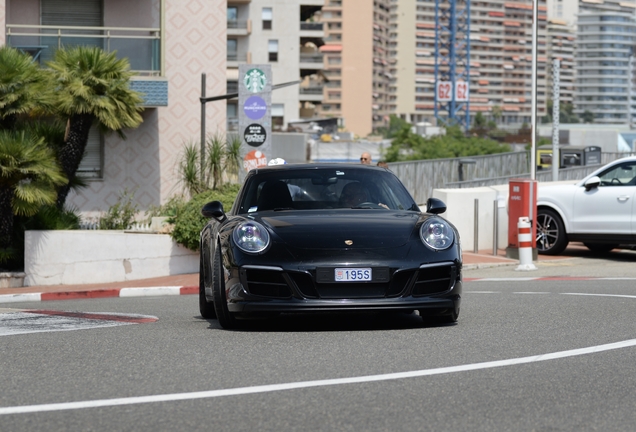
319,45,342,52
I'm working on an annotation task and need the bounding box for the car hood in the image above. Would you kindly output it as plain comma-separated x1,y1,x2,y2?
257,210,422,249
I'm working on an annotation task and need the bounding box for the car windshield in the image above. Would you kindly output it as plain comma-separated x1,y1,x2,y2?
236,167,419,213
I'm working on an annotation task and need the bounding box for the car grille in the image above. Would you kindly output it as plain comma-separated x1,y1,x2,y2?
412,264,456,296
242,264,456,299
243,268,292,298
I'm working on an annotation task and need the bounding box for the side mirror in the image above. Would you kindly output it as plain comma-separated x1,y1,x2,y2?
584,176,601,191
201,201,227,222
426,197,447,215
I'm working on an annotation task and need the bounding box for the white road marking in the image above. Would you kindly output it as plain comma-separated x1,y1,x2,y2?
119,287,183,297
563,293,636,300
0,311,157,336
514,292,551,295
1,338,636,415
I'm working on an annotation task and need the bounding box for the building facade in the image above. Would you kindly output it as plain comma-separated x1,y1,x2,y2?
317,0,391,137
391,0,548,127
546,19,576,107
226,0,325,133
2,0,226,216
574,0,636,124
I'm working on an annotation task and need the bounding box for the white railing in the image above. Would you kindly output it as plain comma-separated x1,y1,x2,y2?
6,24,162,76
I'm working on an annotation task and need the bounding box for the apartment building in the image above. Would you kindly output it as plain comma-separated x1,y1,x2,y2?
546,0,579,27
317,0,391,137
574,0,636,124
391,0,548,127
546,19,576,106
226,0,325,132
2,0,226,215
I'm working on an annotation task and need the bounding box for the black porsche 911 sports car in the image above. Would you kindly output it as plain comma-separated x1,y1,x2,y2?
199,163,462,329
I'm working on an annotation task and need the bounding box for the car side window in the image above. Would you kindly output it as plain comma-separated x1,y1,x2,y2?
598,162,636,187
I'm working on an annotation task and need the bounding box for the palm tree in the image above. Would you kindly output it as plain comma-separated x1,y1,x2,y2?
47,46,144,208
0,130,67,255
0,46,49,131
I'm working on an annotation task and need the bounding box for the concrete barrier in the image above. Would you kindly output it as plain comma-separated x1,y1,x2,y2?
432,180,577,253
24,231,198,286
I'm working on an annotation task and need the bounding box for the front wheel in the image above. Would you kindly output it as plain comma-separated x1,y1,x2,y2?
199,249,216,319
536,208,568,255
212,248,238,329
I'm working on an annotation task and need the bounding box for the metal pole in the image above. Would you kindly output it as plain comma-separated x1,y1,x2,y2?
473,198,479,253
552,59,560,181
530,0,538,181
492,200,498,256
200,73,206,184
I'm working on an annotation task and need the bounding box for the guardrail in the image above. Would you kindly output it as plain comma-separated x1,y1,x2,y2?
6,24,161,76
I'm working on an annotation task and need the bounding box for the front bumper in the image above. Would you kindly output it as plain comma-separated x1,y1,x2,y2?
224,260,462,315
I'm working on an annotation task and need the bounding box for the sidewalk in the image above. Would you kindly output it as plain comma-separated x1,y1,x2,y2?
0,246,579,304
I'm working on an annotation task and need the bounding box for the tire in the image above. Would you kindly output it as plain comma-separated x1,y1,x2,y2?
584,243,618,253
419,308,459,325
536,208,568,255
212,247,238,329
199,249,216,319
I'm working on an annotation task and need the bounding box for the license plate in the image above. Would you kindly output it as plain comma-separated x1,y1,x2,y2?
334,268,372,282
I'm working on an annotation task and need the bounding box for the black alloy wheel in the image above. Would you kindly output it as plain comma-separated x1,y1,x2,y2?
199,249,216,319
212,247,238,329
536,208,568,255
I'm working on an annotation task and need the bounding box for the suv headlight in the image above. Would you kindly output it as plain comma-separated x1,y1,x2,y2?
233,221,270,254
420,218,454,251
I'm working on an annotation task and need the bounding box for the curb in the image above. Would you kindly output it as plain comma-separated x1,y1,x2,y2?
0,286,198,304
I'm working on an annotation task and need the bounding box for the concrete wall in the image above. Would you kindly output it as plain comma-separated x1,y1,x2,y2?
24,231,198,286
433,185,509,252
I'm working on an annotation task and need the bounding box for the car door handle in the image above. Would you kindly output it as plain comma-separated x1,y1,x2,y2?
617,196,630,202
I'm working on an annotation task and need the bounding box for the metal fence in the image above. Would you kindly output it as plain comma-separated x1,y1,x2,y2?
389,151,636,204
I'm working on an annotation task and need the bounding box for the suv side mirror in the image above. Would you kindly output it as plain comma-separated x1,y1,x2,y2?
584,176,601,191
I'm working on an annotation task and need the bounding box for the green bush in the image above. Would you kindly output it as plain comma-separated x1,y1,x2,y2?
99,188,138,230
171,183,240,251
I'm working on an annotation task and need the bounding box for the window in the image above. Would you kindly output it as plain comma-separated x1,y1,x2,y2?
227,39,238,61
77,127,103,179
227,6,237,21
262,7,272,30
272,104,284,131
268,40,279,62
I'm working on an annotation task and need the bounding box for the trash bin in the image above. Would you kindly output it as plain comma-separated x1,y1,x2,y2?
583,146,602,165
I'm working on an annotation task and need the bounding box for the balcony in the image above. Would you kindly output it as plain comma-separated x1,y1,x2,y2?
299,85,324,102
227,20,252,37
299,52,324,70
6,24,167,107
227,52,251,68
6,24,161,75
300,22,324,38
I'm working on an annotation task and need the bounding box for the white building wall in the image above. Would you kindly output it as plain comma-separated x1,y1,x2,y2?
249,0,301,127
67,0,227,214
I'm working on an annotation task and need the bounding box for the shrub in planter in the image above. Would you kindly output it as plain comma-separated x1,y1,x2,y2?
171,184,240,251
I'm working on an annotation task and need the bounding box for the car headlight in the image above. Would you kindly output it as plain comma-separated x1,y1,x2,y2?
420,218,454,251
233,221,270,254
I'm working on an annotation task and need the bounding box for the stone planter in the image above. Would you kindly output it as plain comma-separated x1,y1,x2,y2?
24,230,198,286
0,272,26,288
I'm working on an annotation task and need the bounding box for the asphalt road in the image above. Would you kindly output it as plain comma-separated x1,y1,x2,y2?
1,254,636,431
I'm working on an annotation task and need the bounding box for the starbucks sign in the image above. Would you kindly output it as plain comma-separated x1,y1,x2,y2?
239,65,272,181
243,68,267,93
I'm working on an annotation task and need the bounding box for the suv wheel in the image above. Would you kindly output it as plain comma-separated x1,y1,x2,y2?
536,208,568,255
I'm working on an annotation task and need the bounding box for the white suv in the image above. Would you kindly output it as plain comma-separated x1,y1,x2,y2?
537,156,636,255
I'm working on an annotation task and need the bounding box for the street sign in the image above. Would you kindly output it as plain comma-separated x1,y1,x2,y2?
436,81,452,102
244,124,267,147
239,65,272,181
455,80,469,101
